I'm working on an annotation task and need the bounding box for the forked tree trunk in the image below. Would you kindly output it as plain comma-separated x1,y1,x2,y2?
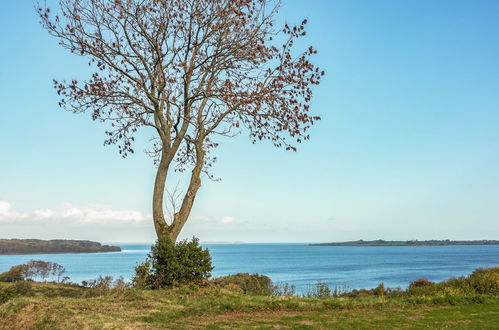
152,145,205,242
169,145,205,242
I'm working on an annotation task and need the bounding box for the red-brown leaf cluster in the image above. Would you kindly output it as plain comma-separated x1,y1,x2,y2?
37,0,324,167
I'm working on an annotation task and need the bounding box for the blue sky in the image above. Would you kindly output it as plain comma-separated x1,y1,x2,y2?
1,0,498,243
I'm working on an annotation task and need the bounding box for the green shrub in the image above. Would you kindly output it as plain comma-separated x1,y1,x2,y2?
212,273,273,295
132,260,153,289
468,267,499,294
342,288,370,298
409,278,435,289
270,282,296,297
220,283,244,294
372,283,386,297
304,281,332,298
385,287,404,297
82,276,130,297
407,278,440,296
407,277,466,296
0,265,28,282
441,277,474,295
337,283,387,298
85,276,114,290
405,268,499,297
133,236,213,289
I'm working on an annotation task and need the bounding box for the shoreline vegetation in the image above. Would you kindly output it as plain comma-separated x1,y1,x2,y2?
0,239,121,255
0,266,498,328
309,239,499,247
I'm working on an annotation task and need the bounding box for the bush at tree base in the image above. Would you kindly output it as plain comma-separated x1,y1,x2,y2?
132,236,213,289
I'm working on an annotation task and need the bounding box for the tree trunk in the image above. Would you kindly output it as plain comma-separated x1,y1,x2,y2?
169,144,205,242
152,145,205,243
152,151,171,239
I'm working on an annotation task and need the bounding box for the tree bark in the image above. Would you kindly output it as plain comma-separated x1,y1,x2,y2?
152,144,205,242
152,151,171,239
169,144,205,242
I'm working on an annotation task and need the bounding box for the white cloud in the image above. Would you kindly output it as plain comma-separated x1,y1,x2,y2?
0,201,150,225
0,200,234,231
218,216,235,225
0,201,11,216
33,209,56,220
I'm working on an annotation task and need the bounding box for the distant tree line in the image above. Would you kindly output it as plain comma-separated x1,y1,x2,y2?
0,239,121,254
310,240,499,247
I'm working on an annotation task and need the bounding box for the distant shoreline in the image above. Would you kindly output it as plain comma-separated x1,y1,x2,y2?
309,240,499,247
0,239,121,255
0,251,121,255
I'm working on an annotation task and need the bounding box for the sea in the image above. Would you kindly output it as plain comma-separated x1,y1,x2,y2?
1,244,498,294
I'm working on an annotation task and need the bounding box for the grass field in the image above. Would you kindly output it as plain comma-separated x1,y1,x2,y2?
1,281,499,329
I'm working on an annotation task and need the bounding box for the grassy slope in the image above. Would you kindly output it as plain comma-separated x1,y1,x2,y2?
1,283,499,329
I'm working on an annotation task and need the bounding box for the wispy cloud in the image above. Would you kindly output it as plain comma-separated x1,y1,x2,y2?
0,201,11,217
218,216,235,225
0,201,150,225
0,201,235,229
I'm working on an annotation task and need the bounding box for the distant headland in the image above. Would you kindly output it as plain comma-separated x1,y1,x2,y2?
0,239,121,255
309,239,499,247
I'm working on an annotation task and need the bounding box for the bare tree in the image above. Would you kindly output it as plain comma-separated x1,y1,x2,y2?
37,0,324,242
25,260,67,282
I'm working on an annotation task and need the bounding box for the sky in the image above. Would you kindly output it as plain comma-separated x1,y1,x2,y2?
0,0,498,243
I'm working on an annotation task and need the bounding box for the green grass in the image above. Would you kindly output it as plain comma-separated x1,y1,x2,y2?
169,304,499,329
1,282,498,329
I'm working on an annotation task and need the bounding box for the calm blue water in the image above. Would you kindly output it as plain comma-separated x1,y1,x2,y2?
1,244,498,293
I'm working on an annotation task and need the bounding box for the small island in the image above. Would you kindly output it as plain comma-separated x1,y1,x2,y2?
0,239,121,255
309,239,499,247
